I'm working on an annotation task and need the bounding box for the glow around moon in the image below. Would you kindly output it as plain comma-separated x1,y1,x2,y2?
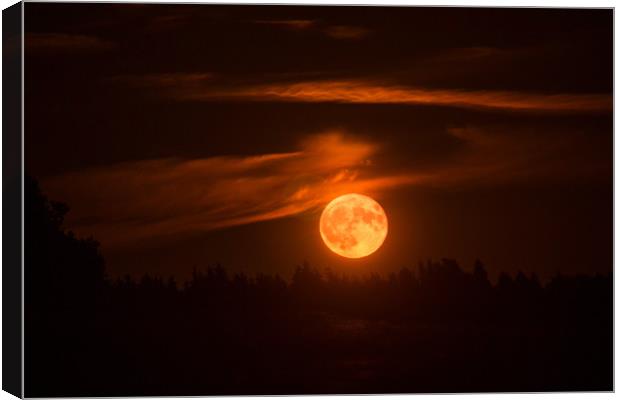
319,193,388,259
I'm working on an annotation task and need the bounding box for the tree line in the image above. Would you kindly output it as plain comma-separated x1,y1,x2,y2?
24,176,612,396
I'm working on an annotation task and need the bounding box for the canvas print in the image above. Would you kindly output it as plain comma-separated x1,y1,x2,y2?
22,3,612,397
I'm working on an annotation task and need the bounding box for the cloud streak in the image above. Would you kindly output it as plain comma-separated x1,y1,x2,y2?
323,25,370,39
253,19,317,29
43,132,416,248
209,80,612,113
121,75,612,113
252,19,369,40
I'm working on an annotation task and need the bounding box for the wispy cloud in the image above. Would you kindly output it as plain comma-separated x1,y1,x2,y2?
26,33,115,52
130,76,611,113
113,72,612,113
253,19,316,29
43,132,415,248
228,80,611,113
43,127,609,249
323,25,370,40
252,19,369,40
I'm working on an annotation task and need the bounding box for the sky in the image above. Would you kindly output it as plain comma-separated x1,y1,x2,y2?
25,4,612,281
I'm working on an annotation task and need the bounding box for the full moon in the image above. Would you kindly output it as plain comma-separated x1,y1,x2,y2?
320,193,388,258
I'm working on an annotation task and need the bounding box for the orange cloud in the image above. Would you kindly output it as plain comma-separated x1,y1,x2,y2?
253,19,316,29
44,127,609,250
212,80,612,113
323,25,370,40
124,75,611,113
43,132,413,248
252,19,369,40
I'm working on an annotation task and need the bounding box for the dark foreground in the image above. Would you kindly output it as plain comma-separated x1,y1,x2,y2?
25,178,612,396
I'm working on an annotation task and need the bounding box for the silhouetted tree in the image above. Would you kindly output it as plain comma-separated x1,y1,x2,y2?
25,175,107,395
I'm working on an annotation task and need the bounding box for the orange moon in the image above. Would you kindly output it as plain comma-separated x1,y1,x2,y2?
319,193,388,258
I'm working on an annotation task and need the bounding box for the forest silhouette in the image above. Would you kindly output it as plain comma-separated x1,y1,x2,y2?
24,176,612,397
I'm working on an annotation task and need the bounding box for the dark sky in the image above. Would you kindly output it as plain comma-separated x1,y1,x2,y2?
25,4,613,281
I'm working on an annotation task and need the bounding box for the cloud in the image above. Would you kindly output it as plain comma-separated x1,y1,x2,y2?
43,132,415,248
219,80,612,113
43,127,609,249
410,126,611,187
252,19,369,40
122,74,611,113
323,25,370,40
26,33,115,52
253,19,316,29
